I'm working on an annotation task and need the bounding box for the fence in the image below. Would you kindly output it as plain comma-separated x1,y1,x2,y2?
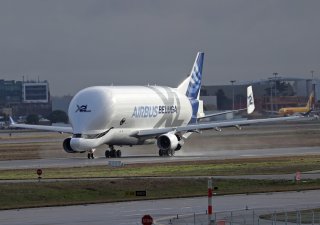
157,204,320,225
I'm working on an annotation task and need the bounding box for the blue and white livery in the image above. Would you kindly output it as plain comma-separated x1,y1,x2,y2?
186,52,204,100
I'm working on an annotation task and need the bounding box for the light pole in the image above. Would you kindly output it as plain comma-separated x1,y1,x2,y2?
273,72,278,111
310,70,315,109
230,80,236,110
269,78,273,114
311,70,314,83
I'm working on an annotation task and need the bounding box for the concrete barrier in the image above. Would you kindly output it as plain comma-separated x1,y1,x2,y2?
108,161,124,167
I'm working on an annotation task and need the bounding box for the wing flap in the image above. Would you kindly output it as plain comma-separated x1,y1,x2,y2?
177,116,301,132
135,115,303,137
198,108,247,120
131,127,175,137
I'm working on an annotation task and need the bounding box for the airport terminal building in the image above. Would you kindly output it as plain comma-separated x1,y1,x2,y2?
0,79,52,119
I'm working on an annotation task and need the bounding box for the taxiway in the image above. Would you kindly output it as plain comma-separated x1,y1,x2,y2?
0,190,319,225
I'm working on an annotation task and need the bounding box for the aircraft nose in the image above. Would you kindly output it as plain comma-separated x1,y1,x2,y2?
68,87,113,134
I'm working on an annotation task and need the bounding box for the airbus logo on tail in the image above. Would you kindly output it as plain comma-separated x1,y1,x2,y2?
76,105,91,113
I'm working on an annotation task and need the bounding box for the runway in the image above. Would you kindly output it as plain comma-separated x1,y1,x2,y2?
0,146,319,170
0,121,320,169
0,122,319,225
0,190,319,225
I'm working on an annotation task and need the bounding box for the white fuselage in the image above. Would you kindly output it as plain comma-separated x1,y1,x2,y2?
68,86,192,151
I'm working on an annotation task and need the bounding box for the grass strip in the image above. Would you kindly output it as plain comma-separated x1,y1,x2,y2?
1,156,320,180
0,178,319,210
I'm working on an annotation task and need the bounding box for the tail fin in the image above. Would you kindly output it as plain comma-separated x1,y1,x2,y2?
9,116,15,125
247,86,255,114
306,91,315,110
177,52,204,100
177,52,204,124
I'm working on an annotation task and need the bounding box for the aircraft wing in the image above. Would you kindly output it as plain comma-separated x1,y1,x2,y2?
198,86,255,120
198,108,247,119
134,115,303,137
9,117,73,133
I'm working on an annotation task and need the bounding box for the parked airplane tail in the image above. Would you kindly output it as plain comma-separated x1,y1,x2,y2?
306,91,315,110
247,86,255,114
177,52,204,124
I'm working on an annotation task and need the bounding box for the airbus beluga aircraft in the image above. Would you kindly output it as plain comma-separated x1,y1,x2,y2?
10,52,302,159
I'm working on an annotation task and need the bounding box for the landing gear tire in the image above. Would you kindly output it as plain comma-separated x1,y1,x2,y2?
106,146,122,158
159,149,175,157
87,153,94,159
159,149,174,157
110,149,116,158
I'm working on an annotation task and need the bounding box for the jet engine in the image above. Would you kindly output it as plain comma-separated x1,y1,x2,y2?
157,133,184,151
63,138,77,153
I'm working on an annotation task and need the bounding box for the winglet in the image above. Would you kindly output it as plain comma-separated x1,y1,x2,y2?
9,116,15,125
247,86,255,114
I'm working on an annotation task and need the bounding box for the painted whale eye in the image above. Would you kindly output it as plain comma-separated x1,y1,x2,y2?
120,118,126,125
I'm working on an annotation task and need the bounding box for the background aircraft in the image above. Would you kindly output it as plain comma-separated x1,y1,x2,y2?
10,52,302,159
278,91,314,116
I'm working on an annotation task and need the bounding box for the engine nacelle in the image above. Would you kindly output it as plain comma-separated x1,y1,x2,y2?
157,133,184,151
63,138,77,153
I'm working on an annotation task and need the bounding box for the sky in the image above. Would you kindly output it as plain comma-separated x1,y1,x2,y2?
0,1,319,96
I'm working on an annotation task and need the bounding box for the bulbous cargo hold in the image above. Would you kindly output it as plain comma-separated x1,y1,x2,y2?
68,86,193,136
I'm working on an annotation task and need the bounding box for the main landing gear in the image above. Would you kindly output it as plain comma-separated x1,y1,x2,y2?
105,145,122,158
158,149,175,157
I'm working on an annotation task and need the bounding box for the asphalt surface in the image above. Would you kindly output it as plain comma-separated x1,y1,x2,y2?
0,190,319,225
1,121,320,168
0,146,319,170
0,122,320,224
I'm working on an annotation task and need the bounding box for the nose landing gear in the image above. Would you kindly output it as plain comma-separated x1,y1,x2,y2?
87,153,94,159
87,149,95,159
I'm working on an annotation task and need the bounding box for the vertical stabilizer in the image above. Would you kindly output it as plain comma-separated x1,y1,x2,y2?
247,86,255,114
177,52,204,100
306,91,315,110
177,52,204,124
